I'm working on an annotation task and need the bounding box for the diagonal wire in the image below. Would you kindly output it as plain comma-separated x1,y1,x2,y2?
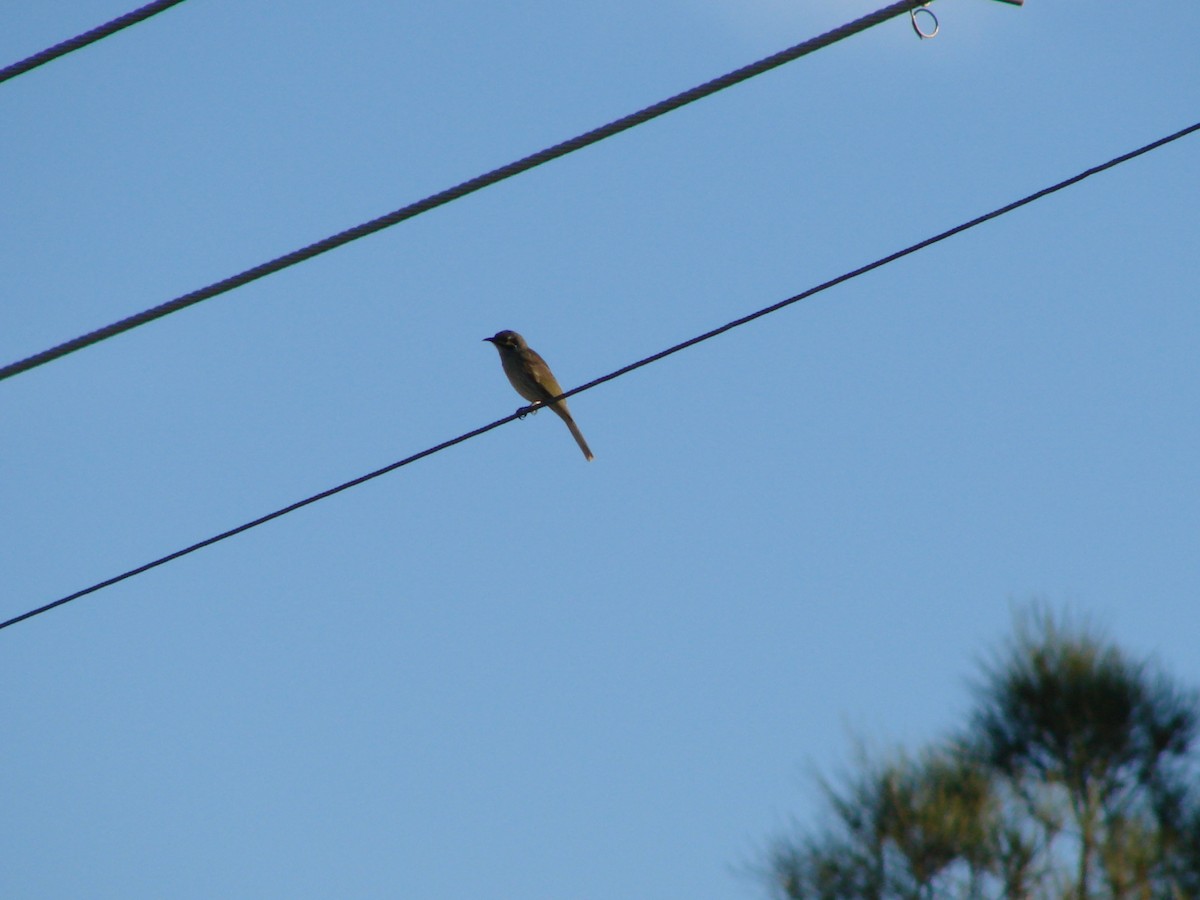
2,119,1194,634
0,0,189,85
0,0,933,384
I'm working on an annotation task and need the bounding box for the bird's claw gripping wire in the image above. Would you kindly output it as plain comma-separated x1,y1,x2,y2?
516,404,541,419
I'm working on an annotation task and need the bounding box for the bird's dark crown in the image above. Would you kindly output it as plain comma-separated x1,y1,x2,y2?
485,330,525,348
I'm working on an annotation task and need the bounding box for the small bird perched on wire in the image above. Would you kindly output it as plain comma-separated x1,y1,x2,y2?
484,330,594,461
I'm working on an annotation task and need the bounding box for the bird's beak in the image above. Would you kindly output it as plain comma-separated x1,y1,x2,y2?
482,336,495,344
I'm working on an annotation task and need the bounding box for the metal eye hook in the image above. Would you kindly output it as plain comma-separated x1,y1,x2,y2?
911,4,939,39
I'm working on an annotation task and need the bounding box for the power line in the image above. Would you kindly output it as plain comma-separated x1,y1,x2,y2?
2,119,1193,634
0,0,939,384
0,0,188,85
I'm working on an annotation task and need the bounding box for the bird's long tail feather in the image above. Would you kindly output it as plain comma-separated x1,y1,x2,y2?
551,405,594,461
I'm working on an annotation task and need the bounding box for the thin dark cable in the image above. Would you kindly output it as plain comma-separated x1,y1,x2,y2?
0,0,929,384
0,412,519,632
0,0,188,85
2,120,1194,633
559,120,1200,401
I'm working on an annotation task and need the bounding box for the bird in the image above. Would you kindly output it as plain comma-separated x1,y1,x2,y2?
484,330,594,461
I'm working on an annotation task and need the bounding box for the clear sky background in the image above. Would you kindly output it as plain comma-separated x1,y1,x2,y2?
1,2,1197,898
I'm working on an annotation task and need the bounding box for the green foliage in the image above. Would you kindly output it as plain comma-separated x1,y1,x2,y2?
768,608,1199,900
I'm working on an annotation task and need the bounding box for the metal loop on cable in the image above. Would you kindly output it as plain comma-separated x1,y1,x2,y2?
910,5,939,39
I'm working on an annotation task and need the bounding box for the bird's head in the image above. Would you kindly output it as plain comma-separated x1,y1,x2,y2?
483,330,526,350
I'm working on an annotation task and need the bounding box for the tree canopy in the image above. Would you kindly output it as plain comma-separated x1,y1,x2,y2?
768,609,1199,900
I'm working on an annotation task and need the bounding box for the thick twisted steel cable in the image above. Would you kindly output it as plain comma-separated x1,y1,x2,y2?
0,0,189,84
0,0,930,384
2,119,1195,633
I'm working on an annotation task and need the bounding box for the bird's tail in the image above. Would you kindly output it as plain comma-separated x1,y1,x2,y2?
551,404,594,461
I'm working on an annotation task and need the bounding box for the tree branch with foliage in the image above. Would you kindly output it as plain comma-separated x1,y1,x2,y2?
767,608,1199,900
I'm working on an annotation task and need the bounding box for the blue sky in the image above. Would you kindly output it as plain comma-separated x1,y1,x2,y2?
2,2,1198,897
